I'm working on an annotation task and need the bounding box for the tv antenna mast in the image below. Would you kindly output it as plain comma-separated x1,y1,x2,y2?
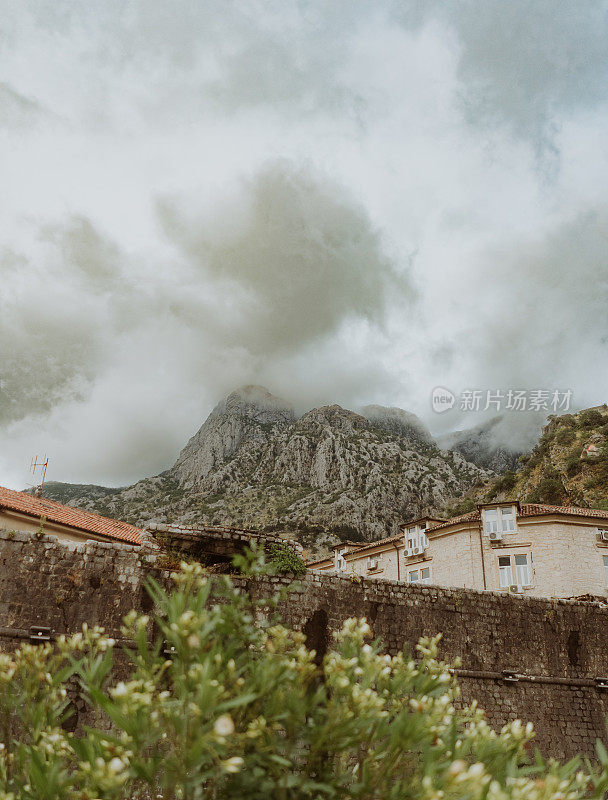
30,455,49,495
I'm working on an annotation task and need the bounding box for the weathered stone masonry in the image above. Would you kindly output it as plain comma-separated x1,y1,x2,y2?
1,528,607,761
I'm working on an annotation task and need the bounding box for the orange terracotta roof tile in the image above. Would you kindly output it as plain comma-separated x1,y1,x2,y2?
340,532,405,556
427,511,480,531
520,503,608,520
306,556,333,567
427,503,608,533
340,504,608,558
0,485,142,544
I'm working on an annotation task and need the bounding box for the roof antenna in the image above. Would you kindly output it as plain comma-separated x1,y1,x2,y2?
30,455,49,496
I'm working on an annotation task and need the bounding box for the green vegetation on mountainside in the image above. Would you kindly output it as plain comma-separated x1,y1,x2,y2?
480,406,608,509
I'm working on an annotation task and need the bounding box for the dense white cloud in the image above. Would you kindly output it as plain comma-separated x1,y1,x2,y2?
1,1,608,488
157,161,409,354
394,0,608,158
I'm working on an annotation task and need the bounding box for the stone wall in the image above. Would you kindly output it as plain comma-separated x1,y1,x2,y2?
1,528,607,760
255,571,608,760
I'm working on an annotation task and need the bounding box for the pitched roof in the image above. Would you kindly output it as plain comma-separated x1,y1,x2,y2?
308,529,415,564
426,503,608,533
399,515,446,530
427,510,479,530
335,532,405,558
330,540,366,550
314,503,608,563
306,556,333,567
0,485,142,544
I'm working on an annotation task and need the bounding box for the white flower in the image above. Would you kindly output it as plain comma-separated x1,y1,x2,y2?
221,756,244,774
214,714,235,736
108,757,126,774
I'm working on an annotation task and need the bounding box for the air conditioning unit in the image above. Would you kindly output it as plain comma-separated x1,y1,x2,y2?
412,546,422,555
509,584,522,593
489,531,503,542
368,558,379,571
599,530,608,542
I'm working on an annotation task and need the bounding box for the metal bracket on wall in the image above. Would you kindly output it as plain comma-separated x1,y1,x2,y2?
29,625,52,644
501,669,520,683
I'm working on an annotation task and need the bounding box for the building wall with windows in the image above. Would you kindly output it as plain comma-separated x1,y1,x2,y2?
414,524,484,589
335,537,404,581
307,518,444,584
473,507,608,598
307,504,608,599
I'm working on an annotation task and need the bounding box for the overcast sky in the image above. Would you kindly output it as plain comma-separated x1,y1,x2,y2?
2,1,608,489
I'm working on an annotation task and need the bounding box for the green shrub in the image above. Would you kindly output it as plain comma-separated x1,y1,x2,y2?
565,453,582,477
579,409,606,428
526,467,566,504
492,470,517,495
555,428,577,446
445,497,476,517
331,523,364,541
265,542,307,575
1,560,608,799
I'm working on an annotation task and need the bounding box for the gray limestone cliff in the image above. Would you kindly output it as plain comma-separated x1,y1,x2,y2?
172,386,295,487
40,386,491,553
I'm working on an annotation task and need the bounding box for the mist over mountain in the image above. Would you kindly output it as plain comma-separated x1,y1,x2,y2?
39,386,492,553
41,386,608,556
437,416,526,473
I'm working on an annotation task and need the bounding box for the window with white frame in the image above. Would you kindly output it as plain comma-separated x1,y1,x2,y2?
406,525,429,553
514,554,530,586
498,556,512,588
498,553,531,588
598,528,608,542
367,555,381,571
406,527,416,550
335,548,347,572
483,505,517,535
408,567,431,584
603,555,608,587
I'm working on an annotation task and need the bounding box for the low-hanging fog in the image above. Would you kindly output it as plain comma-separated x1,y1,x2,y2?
1,1,608,488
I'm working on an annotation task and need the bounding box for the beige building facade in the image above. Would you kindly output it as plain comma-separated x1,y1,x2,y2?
308,503,608,599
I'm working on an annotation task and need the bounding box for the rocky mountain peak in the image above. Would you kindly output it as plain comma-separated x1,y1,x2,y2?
213,385,295,426
360,405,434,445
41,385,499,550
297,405,369,434
172,386,295,487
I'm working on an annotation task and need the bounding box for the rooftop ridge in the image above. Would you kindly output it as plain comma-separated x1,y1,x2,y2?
0,485,142,544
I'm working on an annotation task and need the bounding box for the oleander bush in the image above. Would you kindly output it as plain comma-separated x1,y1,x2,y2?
1,556,608,800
